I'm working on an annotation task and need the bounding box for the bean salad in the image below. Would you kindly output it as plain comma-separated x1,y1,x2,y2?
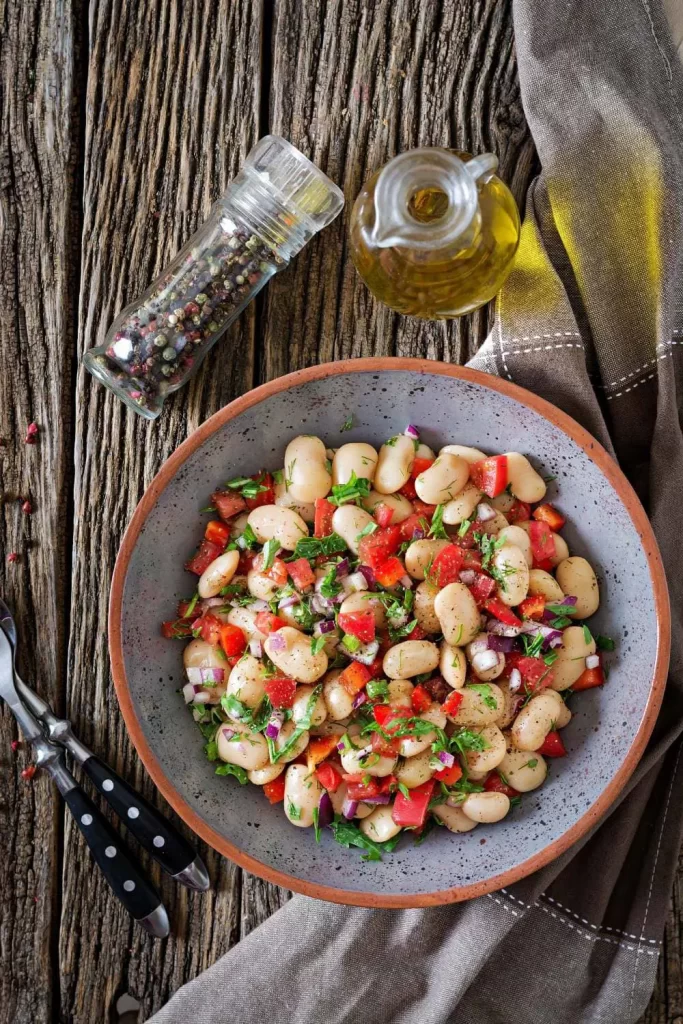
162,427,612,858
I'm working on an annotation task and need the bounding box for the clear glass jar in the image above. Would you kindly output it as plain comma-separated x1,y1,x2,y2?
84,137,344,419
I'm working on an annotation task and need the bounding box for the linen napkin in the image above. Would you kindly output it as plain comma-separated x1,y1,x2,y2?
149,0,683,1020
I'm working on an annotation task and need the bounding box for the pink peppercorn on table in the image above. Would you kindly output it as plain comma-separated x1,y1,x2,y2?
0,1,678,1022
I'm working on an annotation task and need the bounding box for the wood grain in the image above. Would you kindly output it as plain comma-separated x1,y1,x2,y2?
639,848,683,1023
0,0,82,1020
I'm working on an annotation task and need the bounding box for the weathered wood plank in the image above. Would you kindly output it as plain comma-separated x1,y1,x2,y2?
0,0,82,1020
60,2,263,1021
638,848,683,1023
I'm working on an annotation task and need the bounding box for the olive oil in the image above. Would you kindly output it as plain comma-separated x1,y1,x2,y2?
349,148,520,319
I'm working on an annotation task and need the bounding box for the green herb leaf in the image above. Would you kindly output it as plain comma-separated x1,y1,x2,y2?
467,683,497,710
312,805,321,841
205,740,218,762
450,727,489,756
319,566,342,599
261,538,280,572
199,504,217,513
524,759,538,769
273,469,284,485
289,533,347,562
457,517,473,538
270,685,322,762
545,603,577,616
543,650,559,666
397,782,411,799
287,800,302,821
329,471,372,507
388,618,418,643
292,600,316,630
428,504,449,540
582,624,593,645
384,436,398,448
520,632,545,659
366,679,389,700
214,762,248,784
356,521,378,541
342,634,361,654
543,474,557,483
311,635,327,655
238,523,259,550
596,634,616,652
509,795,522,809
224,476,268,500
549,615,573,629
328,817,397,861
340,415,354,432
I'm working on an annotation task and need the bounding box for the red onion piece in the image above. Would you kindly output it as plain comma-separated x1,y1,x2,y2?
249,638,263,658
344,571,369,593
336,739,346,752
437,749,455,768
318,791,334,829
360,792,391,805
342,797,359,819
508,668,522,693
185,667,204,685
267,632,287,653
335,558,350,578
317,619,336,634
487,634,515,653
459,569,476,586
221,725,236,741
476,503,497,522
468,636,489,657
400,575,413,589
559,595,578,606
352,691,367,710
411,527,425,540
404,424,420,439
278,593,301,609
200,667,225,683
357,565,376,591
183,682,199,703
248,599,270,612
265,711,284,739
487,618,522,637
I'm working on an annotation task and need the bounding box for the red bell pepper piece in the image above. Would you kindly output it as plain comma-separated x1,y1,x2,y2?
572,664,605,691
442,689,464,717
346,776,394,802
428,544,464,587
392,780,435,828
358,525,402,570
373,704,413,733
434,760,463,785
245,472,275,511
287,557,316,590
506,652,555,692
339,661,373,695
468,572,497,606
219,622,247,658
537,730,567,757
263,776,286,804
411,457,435,479
161,618,193,639
410,684,433,714
470,455,508,498
506,499,531,523
373,502,395,528
518,594,547,620
374,556,406,588
399,478,418,500
204,519,231,547
255,611,287,634
314,497,335,537
306,736,340,771
211,489,247,521
533,503,566,532
528,520,556,564
411,499,437,520
338,609,376,644
314,761,343,793
193,612,223,646
185,538,223,576
264,675,297,708
483,598,522,628
484,771,520,798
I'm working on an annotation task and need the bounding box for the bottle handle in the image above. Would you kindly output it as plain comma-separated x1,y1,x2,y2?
466,153,498,184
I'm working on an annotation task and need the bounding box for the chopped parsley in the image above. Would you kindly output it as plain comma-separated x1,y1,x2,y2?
237,523,259,550
366,679,389,700
289,533,347,561
582,624,593,645
384,436,398,448
467,683,498,710
329,471,372,507
428,504,449,540
329,817,398,861
458,517,473,538
520,632,545,659
312,806,321,841
524,759,538,769
260,538,279,571
388,618,418,642
285,460,296,489
224,475,268,500
356,521,378,541
292,601,316,631
596,634,616,652
204,739,218,762
214,762,248,784
220,694,273,733
340,415,354,432
450,727,489,757
287,800,302,821
319,566,342,599
270,685,322,762
397,782,411,799
310,635,327,655
543,650,559,666
199,504,217,513
342,634,361,654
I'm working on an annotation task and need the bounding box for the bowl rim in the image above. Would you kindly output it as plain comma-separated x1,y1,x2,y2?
109,357,671,907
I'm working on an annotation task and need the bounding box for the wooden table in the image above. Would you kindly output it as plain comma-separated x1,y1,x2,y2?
0,2,679,1021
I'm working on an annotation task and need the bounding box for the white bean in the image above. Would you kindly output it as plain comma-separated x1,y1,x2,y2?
490,491,516,513
247,504,308,551
284,764,324,827
464,724,507,773
226,606,266,641
492,542,529,607
497,525,533,567
323,670,355,721
414,580,441,633
467,640,505,681
230,512,250,538
292,684,327,727
511,690,564,750
494,681,520,730
339,591,387,628
248,763,285,785
275,490,316,522
197,549,240,599
440,642,467,688
505,452,547,502
462,791,510,823
433,803,478,832
398,704,446,757
271,719,310,763
404,539,450,580
331,505,376,555
497,749,548,792
332,443,378,486
284,435,332,502
550,626,596,691
247,568,280,601
227,655,269,709
360,805,402,843
434,582,481,646
374,435,415,494
415,453,469,505
554,700,572,729
477,511,510,536
440,444,487,464
362,489,414,524
442,482,484,525
515,522,568,566
527,569,565,602
415,442,436,460
383,640,439,679
216,721,269,771
387,679,414,706
264,627,328,683
329,783,373,819
341,742,397,777
555,557,600,618
395,750,434,788
183,638,225,672
447,682,504,726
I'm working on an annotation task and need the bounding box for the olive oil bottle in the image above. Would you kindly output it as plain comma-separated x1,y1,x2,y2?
349,148,520,319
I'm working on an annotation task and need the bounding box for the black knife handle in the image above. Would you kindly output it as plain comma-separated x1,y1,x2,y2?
81,756,205,884
64,785,167,933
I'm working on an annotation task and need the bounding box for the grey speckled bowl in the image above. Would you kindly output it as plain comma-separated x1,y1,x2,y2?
110,359,669,906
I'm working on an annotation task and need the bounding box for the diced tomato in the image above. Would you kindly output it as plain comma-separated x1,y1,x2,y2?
392,780,435,828
245,472,275,511
460,547,483,570
346,776,389,802
411,457,435,479
518,594,547,620
528,520,556,565
533,503,566,531
368,655,385,680
339,661,373,695
371,729,399,757
399,478,418,500
287,558,316,590
237,550,255,575
455,520,480,549
506,499,531,523
375,556,406,588
399,513,426,541
538,730,567,757
193,612,223,646
372,704,413,734
314,761,343,793
161,618,193,639
434,760,463,785
484,772,520,798
573,664,605,691
468,572,497,606
219,623,247,658
374,503,395,528
211,489,247,521
358,525,401,570
406,623,428,641
204,519,231,547
442,689,464,717
255,611,287,634
483,598,522,627
264,675,297,708
177,599,197,619
263,776,286,804
338,609,376,645
534,558,554,572
252,552,288,586
506,652,554,692
470,455,508,498
185,538,223,576
428,544,464,587
411,684,432,714
314,498,335,537
411,499,436,520
306,736,340,771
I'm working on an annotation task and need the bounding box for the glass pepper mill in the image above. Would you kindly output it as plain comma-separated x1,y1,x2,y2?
84,136,344,419
348,147,520,319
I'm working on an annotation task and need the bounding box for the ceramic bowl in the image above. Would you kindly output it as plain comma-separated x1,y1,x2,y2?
110,359,669,906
